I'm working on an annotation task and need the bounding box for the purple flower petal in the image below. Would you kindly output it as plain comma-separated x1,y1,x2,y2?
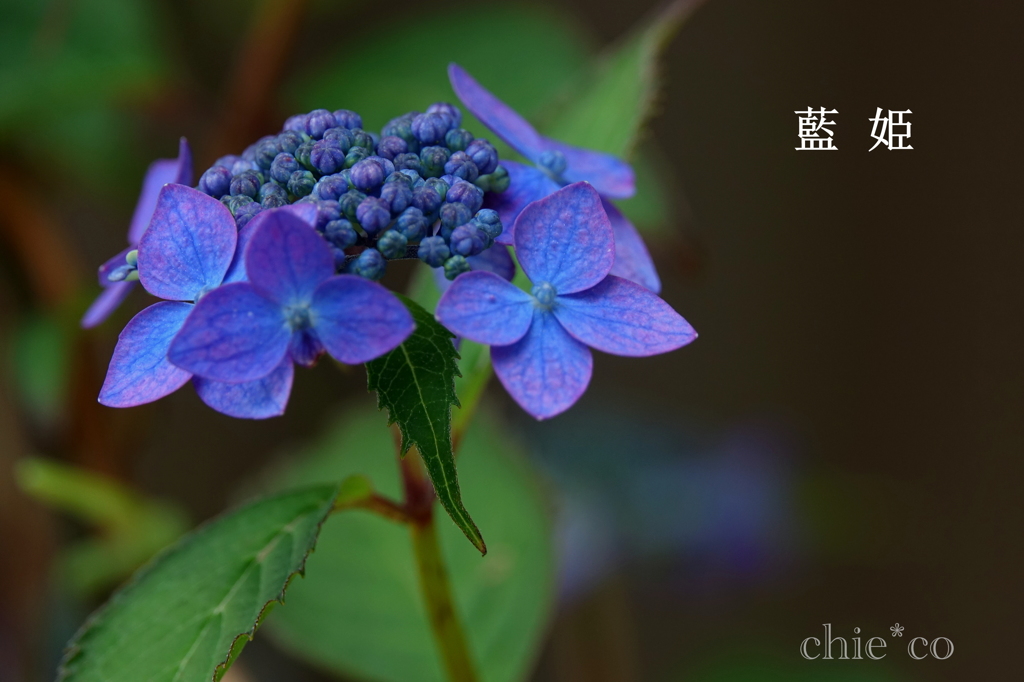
310,276,415,364
554,275,696,356
244,210,333,304
127,138,193,244
484,161,559,245
468,243,516,281
546,139,635,200
491,310,592,420
168,282,290,383
435,271,534,346
514,182,615,294
603,200,661,293
98,302,193,407
138,185,237,302
223,203,320,285
448,63,546,161
193,358,294,419
81,281,135,329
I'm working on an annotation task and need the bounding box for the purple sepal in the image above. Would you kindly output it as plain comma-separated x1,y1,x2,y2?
193,358,294,419
485,161,559,245
554,275,696,356
224,203,320,285
81,281,136,329
127,138,194,244
288,329,325,367
514,183,615,295
99,302,193,407
138,185,237,302
310,276,415,364
603,200,661,293
168,282,290,383
435,271,533,346
544,139,635,200
245,210,333,304
468,243,515,281
491,309,592,420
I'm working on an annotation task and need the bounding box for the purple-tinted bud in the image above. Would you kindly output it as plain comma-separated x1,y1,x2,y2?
313,173,350,201
446,181,484,213
356,196,391,234
419,146,451,178
424,177,449,201
377,229,408,259
418,236,450,268
323,127,354,152
283,113,309,132
305,109,336,139
270,153,300,184
382,113,420,152
324,219,358,249
259,182,288,208
214,154,241,169
444,128,474,152
311,139,346,175
396,207,428,242
412,113,449,144
350,248,386,280
199,166,232,197
350,129,374,150
276,130,307,154
332,109,362,130
223,194,254,215
231,158,258,176
288,170,316,198
385,170,413,186
234,201,263,229
345,147,370,169
295,141,315,171
450,224,485,257
444,151,480,182
466,139,499,174
376,135,407,160
426,102,462,128
367,155,395,177
411,185,442,215
339,190,367,221
350,158,386,192
310,200,340,230
475,164,510,193
230,170,262,198
255,139,282,170
443,255,471,280
393,153,422,174
399,169,421,185
472,208,502,241
380,180,412,214
439,202,472,232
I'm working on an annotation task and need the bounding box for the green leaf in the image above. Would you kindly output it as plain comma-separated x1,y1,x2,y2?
366,295,485,554
58,486,338,682
9,313,72,427
263,406,554,682
543,0,705,159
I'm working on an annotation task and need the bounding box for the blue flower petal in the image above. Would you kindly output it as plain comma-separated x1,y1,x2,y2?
168,282,290,383
224,203,320,285
491,309,592,420
603,200,661,293
193,358,294,419
435,271,534,346
127,137,193,244
244,210,334,304
554,275,696,356
514,183,615,294
138,185,237,302
485,161,559,245
310,275,415,364
545,139,635,200
468,243,516,281
81,281,135,329
99,302,193,407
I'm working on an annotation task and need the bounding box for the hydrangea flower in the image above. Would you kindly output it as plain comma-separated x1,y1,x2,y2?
81,138,192,328
98,185,319,418
448,64,661,293
435,183,695,419
167,208,415,390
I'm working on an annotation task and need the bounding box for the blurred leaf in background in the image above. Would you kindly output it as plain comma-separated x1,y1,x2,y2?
261,405,554,682
9,312,73,429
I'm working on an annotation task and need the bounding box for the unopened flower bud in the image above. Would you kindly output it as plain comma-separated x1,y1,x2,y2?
305,109,337,139
350,248,386,280
443,255,470,280
444,128,474,151
419,145,451,178
332,109,362,130
377,229,409,259
324,219,358,249
356,196,391,234
418,236,450,268
199,166,232,197
288,170,316,198
466,139,499,174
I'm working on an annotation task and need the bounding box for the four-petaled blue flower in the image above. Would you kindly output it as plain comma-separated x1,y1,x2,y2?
82,138,192,328
436,183,696,419
448,63,662,293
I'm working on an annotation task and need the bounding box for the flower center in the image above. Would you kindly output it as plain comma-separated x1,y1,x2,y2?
538,150,567,182
531,281,557,309
286,304,313,330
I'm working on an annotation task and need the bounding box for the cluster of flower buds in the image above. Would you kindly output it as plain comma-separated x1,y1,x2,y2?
194,104,508,283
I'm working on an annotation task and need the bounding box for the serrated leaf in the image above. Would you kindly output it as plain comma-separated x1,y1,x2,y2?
544,0,705,159
58,486,338,682
366,295,485,554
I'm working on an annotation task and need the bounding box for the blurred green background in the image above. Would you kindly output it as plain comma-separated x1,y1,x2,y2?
0,1,1020,681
